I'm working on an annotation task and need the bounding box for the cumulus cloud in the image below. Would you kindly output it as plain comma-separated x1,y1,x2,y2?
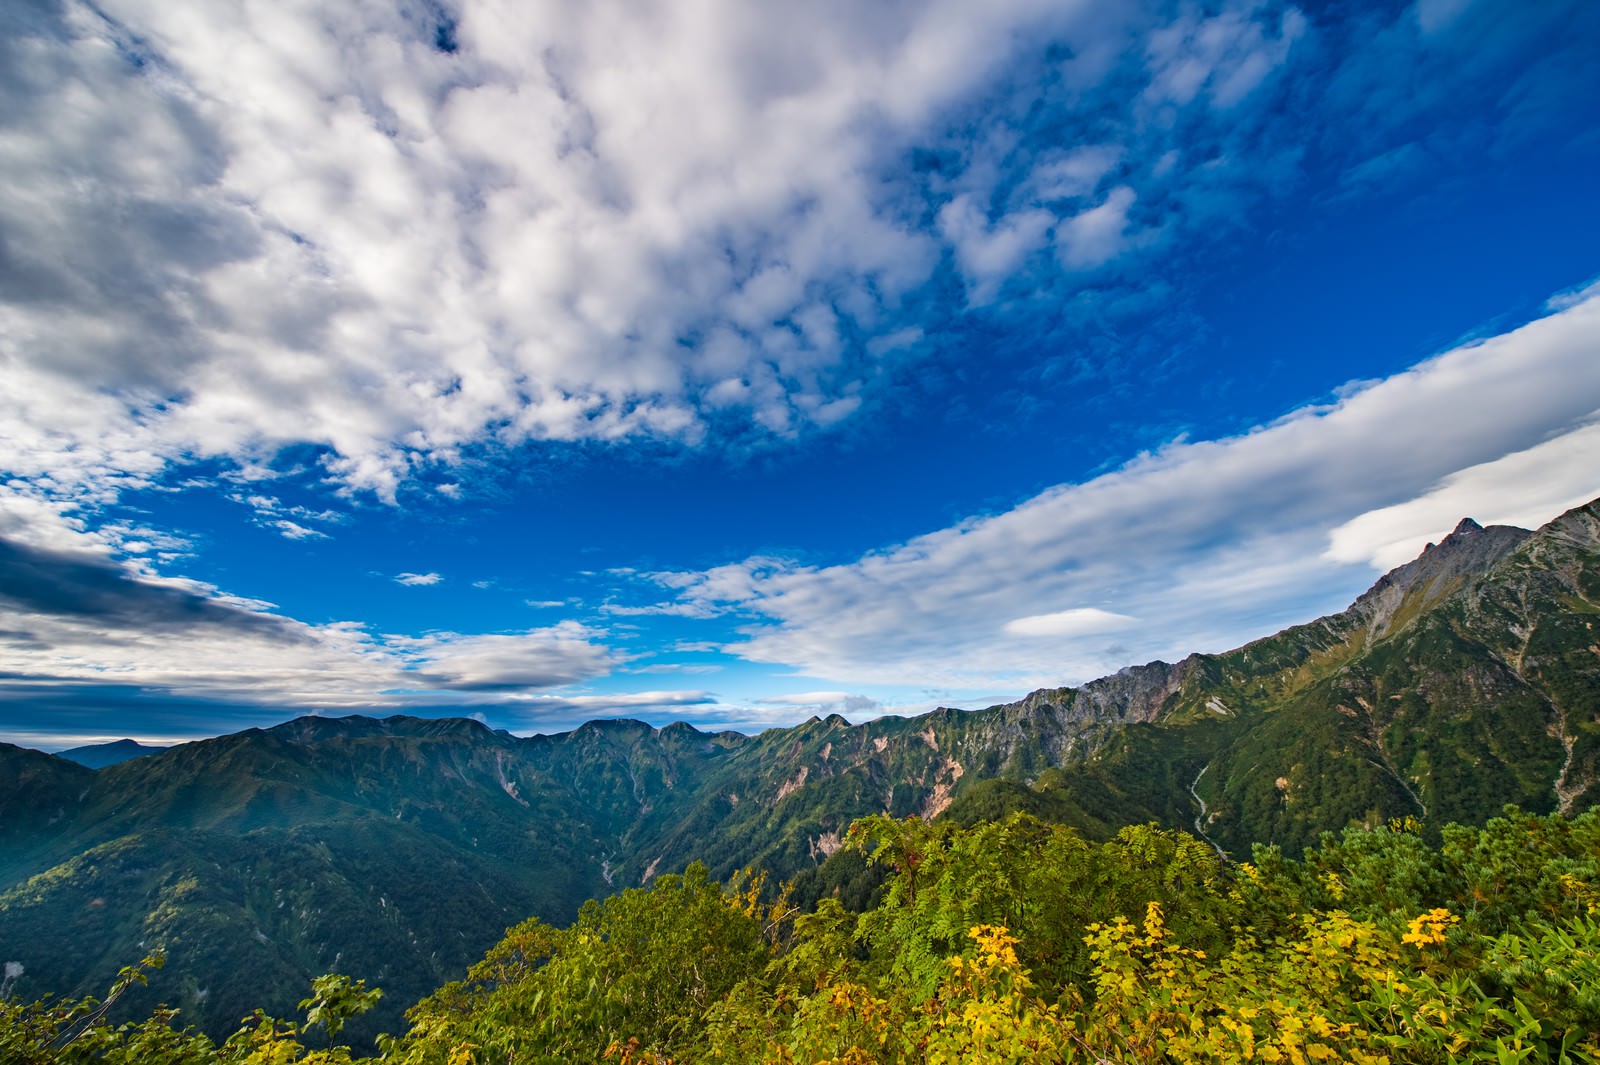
3,0,1578,556
938,196,1055,304
655,289,1600,691
1143,4,1307,110
273,520,328,541
0,0,1322,532
1056,186,1137,270
2,0,1591,738
394,571,444,586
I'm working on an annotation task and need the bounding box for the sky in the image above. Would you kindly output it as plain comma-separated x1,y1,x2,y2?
2,0,1599,749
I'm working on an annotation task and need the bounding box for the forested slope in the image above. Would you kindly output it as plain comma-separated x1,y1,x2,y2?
6,809,1599,1063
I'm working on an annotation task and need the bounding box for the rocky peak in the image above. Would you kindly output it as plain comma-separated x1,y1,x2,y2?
1348,517,1530,640
1534,497,1600,552
997,657,1189,730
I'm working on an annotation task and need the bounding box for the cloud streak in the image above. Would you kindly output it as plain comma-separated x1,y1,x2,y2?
657,288,1600,690
0,537,619,713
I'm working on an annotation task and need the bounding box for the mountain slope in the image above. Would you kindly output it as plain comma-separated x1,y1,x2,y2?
1189,508,1599,853
2,497,1597,1039
0,743,92,872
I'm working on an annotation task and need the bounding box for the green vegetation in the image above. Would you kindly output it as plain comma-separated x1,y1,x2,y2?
7,809,1598,1063
4,498,1599,1046
0,956,380,1065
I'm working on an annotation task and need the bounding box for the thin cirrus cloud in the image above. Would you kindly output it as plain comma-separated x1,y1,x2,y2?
482,689,722,734
394,571,444,587
653,287,1600,692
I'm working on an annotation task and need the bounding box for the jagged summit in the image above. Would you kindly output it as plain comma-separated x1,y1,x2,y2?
1333,515,1529,643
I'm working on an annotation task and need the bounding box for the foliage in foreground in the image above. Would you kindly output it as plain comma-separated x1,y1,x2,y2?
0,960,380,1065
5,809,1599,1063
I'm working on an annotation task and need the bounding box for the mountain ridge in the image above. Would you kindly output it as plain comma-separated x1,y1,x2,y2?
2,497,1598,1039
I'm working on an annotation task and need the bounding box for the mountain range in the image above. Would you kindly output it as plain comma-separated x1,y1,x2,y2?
2,497,1597,1041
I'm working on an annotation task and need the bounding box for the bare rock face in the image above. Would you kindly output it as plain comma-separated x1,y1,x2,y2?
1072,658,1193,723
1349,517,1530,640
1539,500,1600,551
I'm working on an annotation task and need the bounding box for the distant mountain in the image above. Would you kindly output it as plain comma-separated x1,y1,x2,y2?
2,497,1597,1041
55,738,167,769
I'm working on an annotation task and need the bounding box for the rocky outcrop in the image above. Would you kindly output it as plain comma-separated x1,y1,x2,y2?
1347,517,1529,640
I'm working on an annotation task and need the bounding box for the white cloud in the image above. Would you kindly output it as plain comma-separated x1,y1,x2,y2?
273,519,328,541
937,196,1055,304
749,691,887,720
388,624,619,690
1325,421,1600,570
394,571,443,586
1416,0,1478,35
0,556,618,710
626,662,722,675
508,690,714,710
757,691,857,705
1004,608,1138,637
658,289,1600,692
1028,145,1123,201
602,601,719,618
1,0,1319,533
1057,186,1136,270
1143,5,1307,110
717,690,964,732
494,689,720,732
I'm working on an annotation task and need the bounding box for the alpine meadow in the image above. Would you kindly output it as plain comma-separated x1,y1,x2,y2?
3,0,1600,1062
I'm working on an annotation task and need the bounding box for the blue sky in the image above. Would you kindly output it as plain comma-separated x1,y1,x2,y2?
2,0,1599,747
